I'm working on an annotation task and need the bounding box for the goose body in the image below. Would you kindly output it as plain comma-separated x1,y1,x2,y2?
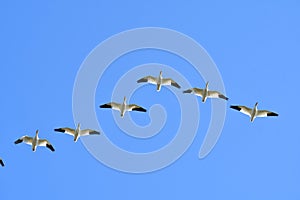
14,130,55,152
0,158,4,167
230,102,278,122
54,123,100,142
100,96,147,118
137,71,181,91
183,81,228,102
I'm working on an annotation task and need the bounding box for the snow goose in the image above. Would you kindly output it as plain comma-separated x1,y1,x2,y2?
230,102,278,122
99,96,147,118
0,158,4,167
54,123,100,142
14,130,55,152
137,71,181,91
183,81,228,102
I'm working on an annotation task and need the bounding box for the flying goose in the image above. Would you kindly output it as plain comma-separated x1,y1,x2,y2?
230,102,278,122
183,81,228,102
137,71,181,91
0,158,4,167
99,96,147,118
14,130,55,152
54,123,100,142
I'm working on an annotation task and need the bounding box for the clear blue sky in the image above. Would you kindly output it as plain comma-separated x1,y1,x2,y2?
1,1,299,199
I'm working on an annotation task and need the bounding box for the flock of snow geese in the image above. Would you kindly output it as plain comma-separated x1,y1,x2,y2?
0,70,278,167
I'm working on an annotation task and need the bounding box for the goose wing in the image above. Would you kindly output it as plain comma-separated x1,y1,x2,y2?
230,105,252,117
161,78,181,88
38,139,55,152
256,110,279,118
126,104,147,112
183,88,203,97
0,159,4,167
207,91,229,100
137,76,157,84
14,136,33,145
80,129,100,136
99,102,122,111
54,128,75,136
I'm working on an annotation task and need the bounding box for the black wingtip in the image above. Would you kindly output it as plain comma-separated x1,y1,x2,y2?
14,139,23,144
46,144,55,152
230,105,241,111
0,160,4,167
267,112,279,117
99,104,112,108
137,78,147,83
132,107,147,112
183,89,192,93
54,128,65,133
90,131,100,135
171,82,181,89
219,94,228,101
219,94,229,100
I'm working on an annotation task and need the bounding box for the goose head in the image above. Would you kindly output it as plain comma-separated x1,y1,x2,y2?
123,96,127,103
255,102,259,108
77,123,81,129
159,71,162,77
35,129,39,136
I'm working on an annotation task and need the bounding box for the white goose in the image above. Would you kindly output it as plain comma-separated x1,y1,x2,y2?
183,81,228,102
14,130,55,152
54,123,100,142
100,96,147,118
0,158,4,167
230,102,278,122
137,71,181,91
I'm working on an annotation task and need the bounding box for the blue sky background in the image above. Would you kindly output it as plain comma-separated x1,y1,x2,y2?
1,1,299,199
